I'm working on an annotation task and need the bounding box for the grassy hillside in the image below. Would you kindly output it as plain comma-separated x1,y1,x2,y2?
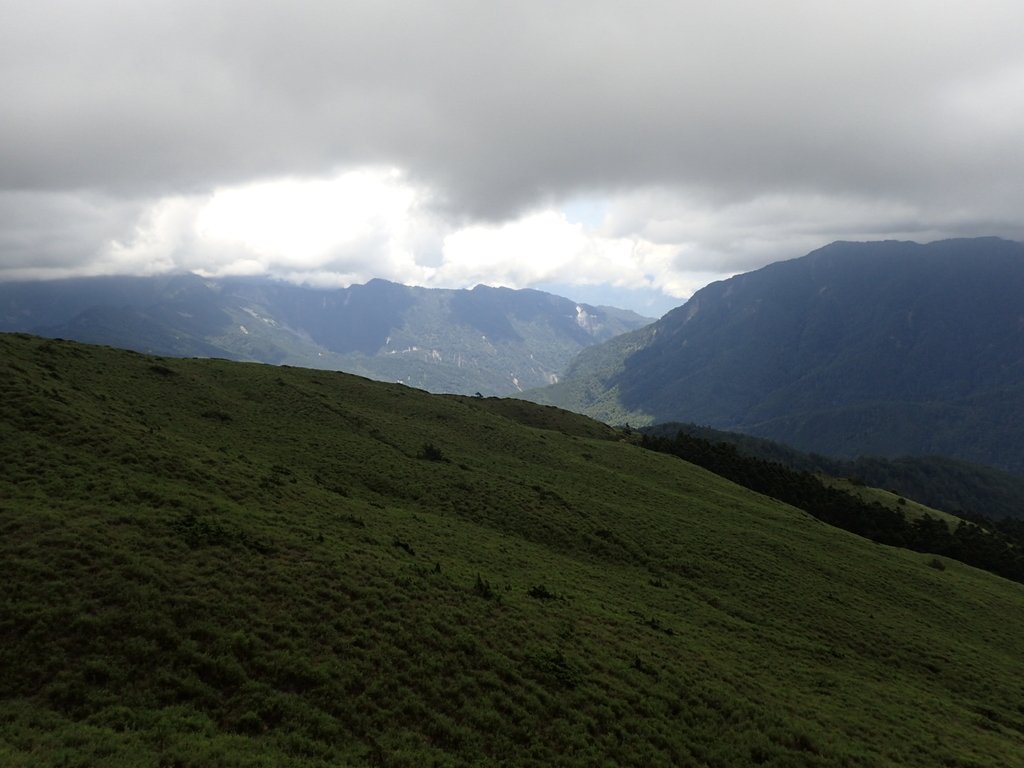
822,478,963,528
2,333,1024,767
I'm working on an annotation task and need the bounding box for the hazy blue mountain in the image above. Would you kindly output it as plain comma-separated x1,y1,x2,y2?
0,274,653,395
528,237,1024,474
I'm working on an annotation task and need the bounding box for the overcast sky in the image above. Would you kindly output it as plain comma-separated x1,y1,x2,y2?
2,1,1023,315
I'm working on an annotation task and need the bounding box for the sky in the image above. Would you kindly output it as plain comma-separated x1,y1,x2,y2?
2,1,1023,317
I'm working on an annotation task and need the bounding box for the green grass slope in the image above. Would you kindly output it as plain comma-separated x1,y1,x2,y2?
822,478,964,528
2,333,1023,767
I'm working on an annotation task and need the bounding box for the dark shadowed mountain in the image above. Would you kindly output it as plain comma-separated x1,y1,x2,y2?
528,237,1024,474
0,274,652,395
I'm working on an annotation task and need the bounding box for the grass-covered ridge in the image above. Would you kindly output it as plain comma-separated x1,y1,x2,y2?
2,333,1023,767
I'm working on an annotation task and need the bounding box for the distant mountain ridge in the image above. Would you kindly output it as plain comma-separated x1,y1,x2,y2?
528,237,1024,474
0,274,653,395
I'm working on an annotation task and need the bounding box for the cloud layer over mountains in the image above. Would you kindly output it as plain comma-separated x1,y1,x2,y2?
3,1,1023,312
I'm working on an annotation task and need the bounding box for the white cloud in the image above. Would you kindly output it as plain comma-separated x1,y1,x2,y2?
441,212,593,285
92,173,698,304
9,160,1022,315
194,169,413,268
101,169,440,287
104,196,206,276
434,209,695,299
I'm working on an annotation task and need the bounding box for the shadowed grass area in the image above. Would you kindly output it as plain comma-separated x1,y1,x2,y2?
2,332,1023,767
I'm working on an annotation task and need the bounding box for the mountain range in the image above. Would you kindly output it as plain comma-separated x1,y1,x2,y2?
528,237,1024,474
7,237,1024,479
0,274,652,396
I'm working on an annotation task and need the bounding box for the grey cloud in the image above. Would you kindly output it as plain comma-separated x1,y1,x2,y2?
0,191,144,277
4,3,1023,202
2,0,1024,281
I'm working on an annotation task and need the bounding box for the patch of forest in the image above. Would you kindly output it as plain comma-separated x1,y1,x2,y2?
641,430,1024,585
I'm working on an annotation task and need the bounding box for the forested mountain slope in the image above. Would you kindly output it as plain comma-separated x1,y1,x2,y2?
529,237,1024,473
644,422,1024,520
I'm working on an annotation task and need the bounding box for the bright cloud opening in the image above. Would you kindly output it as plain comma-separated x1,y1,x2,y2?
437,210,686,297
194,168,415,268
97,170,699,311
